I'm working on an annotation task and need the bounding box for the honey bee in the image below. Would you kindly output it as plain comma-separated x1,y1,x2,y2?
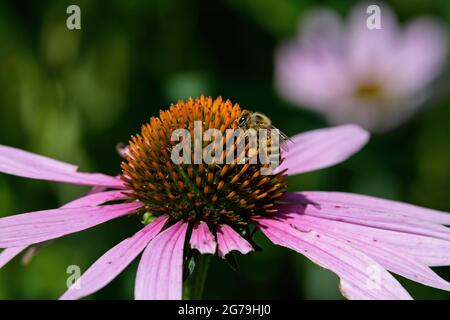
236,109,291,152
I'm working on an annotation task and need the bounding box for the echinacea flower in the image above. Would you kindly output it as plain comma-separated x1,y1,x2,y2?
275,4,448,132
1,96,450,300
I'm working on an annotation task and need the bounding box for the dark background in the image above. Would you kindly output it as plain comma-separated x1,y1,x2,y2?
0,0,449,299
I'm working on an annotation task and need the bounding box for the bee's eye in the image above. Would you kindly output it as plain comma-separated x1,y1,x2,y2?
238,116,246,125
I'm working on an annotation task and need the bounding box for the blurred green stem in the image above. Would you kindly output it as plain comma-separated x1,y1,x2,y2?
183,255,211,300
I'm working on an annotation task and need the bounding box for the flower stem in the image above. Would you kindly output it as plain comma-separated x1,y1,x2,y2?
183,254,211,300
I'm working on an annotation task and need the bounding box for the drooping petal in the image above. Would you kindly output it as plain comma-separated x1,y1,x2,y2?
256,217,412,300
281,213,450,291
281,192,450,242
0,202,142,248
0,144,123,187
216,224,253,258
60,215,168,300
0,190,131,268
281,192,450,266
190,221,216,254
288,208,450,267
61,190,131,208
285,191,450,225
277,125,369,176
0,246,27,269
135,221,188,300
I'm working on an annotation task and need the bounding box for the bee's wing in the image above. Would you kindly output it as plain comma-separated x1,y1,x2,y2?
270,125,292,152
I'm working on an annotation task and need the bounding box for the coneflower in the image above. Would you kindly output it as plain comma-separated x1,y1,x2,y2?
1,96,450,300
275,4,447,132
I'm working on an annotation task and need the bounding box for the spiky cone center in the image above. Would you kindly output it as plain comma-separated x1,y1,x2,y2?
120,96,288,226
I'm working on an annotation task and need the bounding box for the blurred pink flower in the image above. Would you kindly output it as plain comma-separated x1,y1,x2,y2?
1,123,450,300
275,4,448,131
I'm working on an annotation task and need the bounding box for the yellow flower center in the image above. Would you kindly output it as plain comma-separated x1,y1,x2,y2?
120,96,287,226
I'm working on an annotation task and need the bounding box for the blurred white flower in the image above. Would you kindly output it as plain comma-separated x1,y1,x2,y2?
275,4,448,132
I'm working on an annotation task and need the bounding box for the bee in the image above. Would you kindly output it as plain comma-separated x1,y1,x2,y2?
236,109,292,152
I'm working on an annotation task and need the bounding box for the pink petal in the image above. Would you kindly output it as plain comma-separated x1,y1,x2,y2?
394,18,447,95
275,9,352,110
61,190,130,208
0,190,130,268
282,192,450,241
256,217,412,300
282,213,450,291
286,191,450,225
347,3,400,82
277,125,369,176
60,215,168,300
216,224,253,258
0,144,123,187
281,192,450,266
21,242,50,265
0,246,27,269
292,211,450,267
135,221,188,300
0,202,142,248
190,221,216,254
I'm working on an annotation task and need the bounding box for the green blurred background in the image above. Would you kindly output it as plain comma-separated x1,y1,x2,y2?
0,0,449,299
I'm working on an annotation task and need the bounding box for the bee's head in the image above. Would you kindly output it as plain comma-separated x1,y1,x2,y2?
237,110,251,126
